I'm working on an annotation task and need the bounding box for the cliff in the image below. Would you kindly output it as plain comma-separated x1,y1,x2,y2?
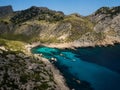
0,5,13,17
88,6,120,46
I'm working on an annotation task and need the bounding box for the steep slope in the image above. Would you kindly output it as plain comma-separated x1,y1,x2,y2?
0,5,13,17
0,6,94,44
0,6,120,46
10,6,64,24
0,49,69,90
89,6,120,45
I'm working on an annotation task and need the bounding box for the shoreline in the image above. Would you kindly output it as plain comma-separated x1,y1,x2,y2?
41,41,119,49
25,43,70,90
25,39,120,52
25,40,120,90
34,54,69,90
0,43,69,90
41,36,120,49
25,35,120,50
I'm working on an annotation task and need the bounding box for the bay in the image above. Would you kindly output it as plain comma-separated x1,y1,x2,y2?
32,44,120,90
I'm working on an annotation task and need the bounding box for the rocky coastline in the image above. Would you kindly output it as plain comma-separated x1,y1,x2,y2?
0,5,120,90
0,45,69,90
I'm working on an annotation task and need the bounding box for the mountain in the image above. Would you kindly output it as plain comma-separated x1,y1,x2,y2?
10,6,64,24
0,5,13,17
88,6,120,45
0,6,120,46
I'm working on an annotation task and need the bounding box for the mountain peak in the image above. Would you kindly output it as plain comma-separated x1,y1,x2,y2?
30,6,49,10
10,6,64,24
95,6,120,15
0,5,13,17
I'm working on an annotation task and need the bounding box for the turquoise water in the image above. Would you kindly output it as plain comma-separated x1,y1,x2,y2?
32,45,120,90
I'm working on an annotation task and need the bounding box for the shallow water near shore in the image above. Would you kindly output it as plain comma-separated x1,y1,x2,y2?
32,44,120,90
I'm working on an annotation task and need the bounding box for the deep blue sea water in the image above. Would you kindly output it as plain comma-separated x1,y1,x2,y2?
32,45,120,90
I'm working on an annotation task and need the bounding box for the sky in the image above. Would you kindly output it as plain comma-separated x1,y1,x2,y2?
0,0,120,16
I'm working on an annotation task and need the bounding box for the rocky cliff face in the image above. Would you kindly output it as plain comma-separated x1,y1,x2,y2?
90,6,120,33
0,5,13,17
88,6,120,45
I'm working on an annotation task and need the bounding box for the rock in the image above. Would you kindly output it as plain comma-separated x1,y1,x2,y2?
0,5,13,17
39,53,43,56
76,80,81,84
60,53,64,56
28,63,39,70
40,73,50,80
72,59,76,61
0,50,3,54
0,46,7,51
0,50,69,90
50,57,57,62
6,54,15,60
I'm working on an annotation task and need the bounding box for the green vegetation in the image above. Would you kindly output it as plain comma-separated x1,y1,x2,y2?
0,19,9,24
95,7,110,15
0,49,56,89
62,14,94,41
95,6,120,18
0,33,30,42
0,38,26,52
10,6,64,24
93,32,105,41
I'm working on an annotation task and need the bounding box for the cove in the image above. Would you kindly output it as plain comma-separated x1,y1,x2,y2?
31,45,120,90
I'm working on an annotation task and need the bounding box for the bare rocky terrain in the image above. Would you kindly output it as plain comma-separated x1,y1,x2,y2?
0,5,13,17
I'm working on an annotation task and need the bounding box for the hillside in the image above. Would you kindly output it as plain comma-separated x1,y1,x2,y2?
0,48,69,90
0,6,120,47
0,6,69,90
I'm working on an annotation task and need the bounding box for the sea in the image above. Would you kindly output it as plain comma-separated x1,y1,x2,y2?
31,44,120,90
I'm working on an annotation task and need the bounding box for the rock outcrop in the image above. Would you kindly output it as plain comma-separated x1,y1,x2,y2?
90,6,120,33
88,6,120,45
0,49,69,90
10,6,64,24
0,5,13,17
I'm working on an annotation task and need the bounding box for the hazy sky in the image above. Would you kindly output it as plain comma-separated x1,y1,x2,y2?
0,0,120,16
